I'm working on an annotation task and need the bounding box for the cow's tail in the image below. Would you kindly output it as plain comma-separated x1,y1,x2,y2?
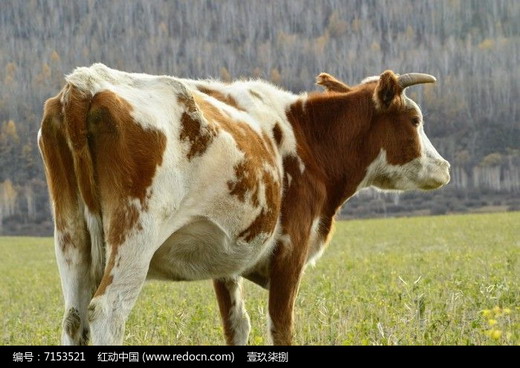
61,81,105,286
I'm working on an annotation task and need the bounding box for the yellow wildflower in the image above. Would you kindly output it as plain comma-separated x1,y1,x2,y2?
481,309,492,318
490,329,502,340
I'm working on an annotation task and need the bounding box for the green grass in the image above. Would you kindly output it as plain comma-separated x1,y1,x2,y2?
1,212,519,345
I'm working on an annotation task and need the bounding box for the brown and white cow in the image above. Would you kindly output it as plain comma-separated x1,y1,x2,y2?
38,64,449,345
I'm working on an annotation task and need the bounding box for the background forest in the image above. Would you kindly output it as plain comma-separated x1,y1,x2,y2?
0,0,519,235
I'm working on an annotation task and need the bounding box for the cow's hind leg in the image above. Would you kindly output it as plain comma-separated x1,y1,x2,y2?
213,277,251,345
55,214,96,345
39,98,98,345
88,227,159,345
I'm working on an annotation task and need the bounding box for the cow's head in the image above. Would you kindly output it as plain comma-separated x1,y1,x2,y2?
365,71,450,190
357,70,450,191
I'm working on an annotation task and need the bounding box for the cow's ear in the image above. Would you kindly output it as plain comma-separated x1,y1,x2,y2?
374,70,403,110
316,73,351,93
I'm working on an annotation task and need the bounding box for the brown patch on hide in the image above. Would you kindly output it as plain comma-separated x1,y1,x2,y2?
197,85,245,111
272,123,283,146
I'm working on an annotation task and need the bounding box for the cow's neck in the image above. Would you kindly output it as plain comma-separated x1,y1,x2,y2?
287,91,377,218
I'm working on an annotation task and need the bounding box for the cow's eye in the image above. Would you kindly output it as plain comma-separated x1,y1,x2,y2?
411,117,421,127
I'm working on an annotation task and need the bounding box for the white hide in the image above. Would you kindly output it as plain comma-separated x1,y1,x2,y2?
65,63,302,282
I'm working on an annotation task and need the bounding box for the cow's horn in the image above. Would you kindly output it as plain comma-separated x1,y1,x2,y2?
398,73,436,88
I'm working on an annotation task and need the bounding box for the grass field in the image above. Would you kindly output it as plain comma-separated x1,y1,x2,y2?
1,212,519,345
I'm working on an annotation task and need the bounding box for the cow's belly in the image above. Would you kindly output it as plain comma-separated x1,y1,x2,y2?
147,216,276,281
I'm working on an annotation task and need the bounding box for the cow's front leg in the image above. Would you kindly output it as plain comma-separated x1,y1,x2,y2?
213,277,251,345
88,228,158,345
267,248,305,345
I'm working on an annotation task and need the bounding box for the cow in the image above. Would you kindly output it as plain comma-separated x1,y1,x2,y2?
38,64,450,345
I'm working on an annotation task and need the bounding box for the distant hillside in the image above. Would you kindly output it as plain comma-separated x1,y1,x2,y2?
0,0,519,235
